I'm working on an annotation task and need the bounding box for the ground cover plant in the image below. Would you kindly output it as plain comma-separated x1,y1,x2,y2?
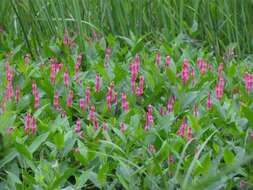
0,32,253,190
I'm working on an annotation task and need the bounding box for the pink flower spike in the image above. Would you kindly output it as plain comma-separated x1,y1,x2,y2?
89,105,95,122
121,92,129,112
182,59,190,84
31,117,37,135
165,56,171,66
53,91,59,108
63,30,69,46
187,127,192,141
25,112,31,132
32,80,37,96
244,73,253,94
75,118,81,133
156,52,161,65
206,92,212,111
6,63,12,82
34,92,40,110
85,87,91,106
64,70,69,88
93,119,99,130
79,98,85,111
67,90,74,107
218,63,224,76
105,48,111,67
193,103,198,117
120,122,126,133
50,64,56,85
102,122,107,131
95,74,101,92
15,86,20,103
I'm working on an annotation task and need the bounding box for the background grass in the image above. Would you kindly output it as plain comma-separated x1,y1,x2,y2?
0,0,253,58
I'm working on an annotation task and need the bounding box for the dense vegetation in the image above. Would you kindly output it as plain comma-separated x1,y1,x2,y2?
0,1,253,189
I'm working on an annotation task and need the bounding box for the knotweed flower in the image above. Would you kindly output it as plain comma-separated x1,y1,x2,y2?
15,86,20,103
50,64,56,85
102,122,107,131
120,122,126,133
187,127,192,141
95,74,101,92
178,117,187,137
31,117,37,134
64,70,69,88
53,91,59,108
137,75,145,96
165,56,171,66
167,97,175,113
32,80,37,96
105,48,110,67
75,118,81,133
6,63,12,82
6,81,14,99
25,112,31,132
147,104,154,124
218,63,224,76
89,105,95,122
93,119,99,130
79,98,85,111
135,54,140,72
156,52,161,65
159,106,164,116
244,73,253,93
34,92,40,110
206,91,212,110
216,76,224,100
182,59,190,84
63,30,69,46
113,92,118,103
106,94,111,111
121,92,129,112
67,90,74,107
85,86,91,106
197,58,207,75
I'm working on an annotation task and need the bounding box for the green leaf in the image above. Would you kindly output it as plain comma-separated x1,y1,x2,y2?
15,142,32,160
223,149,235,164
29,132,49,153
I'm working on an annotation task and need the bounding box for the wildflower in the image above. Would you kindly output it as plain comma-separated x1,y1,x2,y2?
75,118,81,133
95,74,101,92
15,86,20,103
6,127,14,135
53,91,59,108
113,92,118,103
121,92,129,112
64,70,69,88
197,58,207,75
187,127,192,141
120,122,126,133
63,30,69,46
178,118,187,137
6,63,12,81
156,52,161,65
167,97,174,113
218,63,224,76
136,75,144,96
244,73,253,93
85,86,91,106
34,92,40,109
106,94,111,111
79,98,85,111
102,122,107,131
50,63,56,85
206,92,212,110
147,104,154,124
32,81,37,96
6,81,14,99
165,56,171,66
182,59,190,84
25,112,31,132
89,105,95,122
159,106,164,116
93,119,99,130
135,54,140,72
105,48,110,67
67,90,74,107
31,117,37,134
216,76,224,100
